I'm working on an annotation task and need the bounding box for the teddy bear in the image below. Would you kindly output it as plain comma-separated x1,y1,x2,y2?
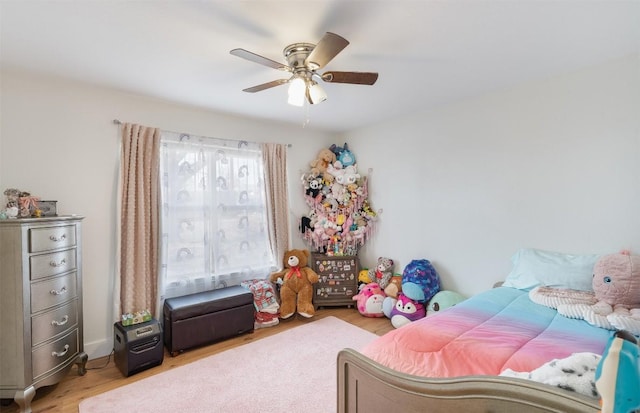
309,148,337,181
351,212,366,229
269,249,319,319
367,257,394,289
3,188,21,208
3,188,21,218
529,251,640,336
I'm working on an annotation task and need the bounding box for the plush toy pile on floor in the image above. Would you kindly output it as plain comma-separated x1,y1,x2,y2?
354,258,467,328
299,143,379,256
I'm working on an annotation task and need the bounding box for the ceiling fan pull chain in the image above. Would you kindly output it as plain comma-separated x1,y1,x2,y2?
302,102,311,128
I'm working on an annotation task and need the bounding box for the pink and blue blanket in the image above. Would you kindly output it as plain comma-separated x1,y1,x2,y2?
362,286,611,377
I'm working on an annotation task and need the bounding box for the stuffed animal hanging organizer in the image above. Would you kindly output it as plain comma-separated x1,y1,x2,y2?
299,143,380,256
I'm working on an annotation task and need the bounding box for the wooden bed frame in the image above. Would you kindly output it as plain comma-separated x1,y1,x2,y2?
337,348,600,413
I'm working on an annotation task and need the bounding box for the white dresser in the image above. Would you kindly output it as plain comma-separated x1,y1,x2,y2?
0,216,87,413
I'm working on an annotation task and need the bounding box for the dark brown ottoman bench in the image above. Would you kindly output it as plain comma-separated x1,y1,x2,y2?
162,285,254,356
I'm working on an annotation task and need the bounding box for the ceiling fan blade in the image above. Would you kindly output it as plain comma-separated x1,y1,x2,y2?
230,48,290,71
304,32,349,70
242,79,289,93
321,71,379,85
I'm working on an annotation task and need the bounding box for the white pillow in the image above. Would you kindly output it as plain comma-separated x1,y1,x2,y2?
502,248,600,291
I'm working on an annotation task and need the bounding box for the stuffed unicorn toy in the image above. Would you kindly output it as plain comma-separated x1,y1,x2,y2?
530,251,640,336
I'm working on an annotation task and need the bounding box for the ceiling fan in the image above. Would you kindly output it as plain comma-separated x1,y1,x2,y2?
230,32,378,106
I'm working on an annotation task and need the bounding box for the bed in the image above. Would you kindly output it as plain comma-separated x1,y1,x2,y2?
337,248,614,413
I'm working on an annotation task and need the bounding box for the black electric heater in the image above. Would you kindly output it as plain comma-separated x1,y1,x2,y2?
113,319,164,377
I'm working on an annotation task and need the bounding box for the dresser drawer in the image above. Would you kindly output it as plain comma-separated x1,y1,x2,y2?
31,272,78,313
31,300,78,346
30,249,77,280
29,225,76,253
32,329,78,380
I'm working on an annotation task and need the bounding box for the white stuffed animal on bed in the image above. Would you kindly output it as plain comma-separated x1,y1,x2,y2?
530,251,640,336
500,352,601,398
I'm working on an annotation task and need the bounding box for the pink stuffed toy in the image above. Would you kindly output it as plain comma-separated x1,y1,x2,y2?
530,251,640,335
352,283,386,317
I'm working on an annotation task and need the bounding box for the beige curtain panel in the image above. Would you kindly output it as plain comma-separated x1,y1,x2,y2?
119,123,161,317
262,142,290,264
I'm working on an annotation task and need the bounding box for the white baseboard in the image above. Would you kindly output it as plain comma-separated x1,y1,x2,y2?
84,338,114,360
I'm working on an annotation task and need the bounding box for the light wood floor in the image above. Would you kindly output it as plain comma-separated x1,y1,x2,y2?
1,308,393,413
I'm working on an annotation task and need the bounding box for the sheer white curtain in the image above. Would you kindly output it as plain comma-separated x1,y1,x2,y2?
158,132,277,305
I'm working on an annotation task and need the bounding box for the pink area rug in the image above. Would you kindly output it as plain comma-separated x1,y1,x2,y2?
79,316,377,413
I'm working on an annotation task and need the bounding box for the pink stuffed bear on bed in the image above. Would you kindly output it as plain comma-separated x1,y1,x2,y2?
530,251,640,336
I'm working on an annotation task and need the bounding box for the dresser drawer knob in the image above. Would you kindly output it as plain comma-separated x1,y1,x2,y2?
51,344,70,358
51,315,69,326
49,286,68,296
49,234,67,242
49,258,67,268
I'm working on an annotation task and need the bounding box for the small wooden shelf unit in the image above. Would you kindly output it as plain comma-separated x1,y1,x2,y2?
311,253,359,308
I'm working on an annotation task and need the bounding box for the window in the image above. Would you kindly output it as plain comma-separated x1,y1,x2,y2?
159,132,275,299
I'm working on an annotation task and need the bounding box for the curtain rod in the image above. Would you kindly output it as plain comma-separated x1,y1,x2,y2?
112,119,292,147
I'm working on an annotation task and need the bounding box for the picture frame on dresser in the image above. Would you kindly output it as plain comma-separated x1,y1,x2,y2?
0,216,87,413
36,200,57,217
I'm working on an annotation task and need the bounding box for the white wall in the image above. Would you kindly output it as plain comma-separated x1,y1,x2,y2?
2,54,638,360
0,71,333,358
346,54,640,296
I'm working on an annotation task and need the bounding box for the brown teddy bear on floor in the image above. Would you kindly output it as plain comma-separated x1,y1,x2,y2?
269,249,319,319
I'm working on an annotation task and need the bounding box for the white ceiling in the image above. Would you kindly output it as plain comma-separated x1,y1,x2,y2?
1,0,639,133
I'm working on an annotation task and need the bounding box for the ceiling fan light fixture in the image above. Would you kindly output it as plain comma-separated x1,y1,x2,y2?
308,81,327,104
231,32,378,107
287,76,306,107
